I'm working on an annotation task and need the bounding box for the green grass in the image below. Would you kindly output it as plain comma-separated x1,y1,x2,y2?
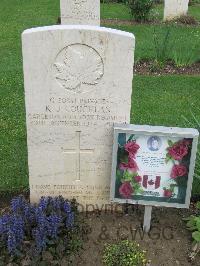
101,2,200,22
131,75,200,194
132,76,200,127
0,0,60,191
107,24,200,63
189,4,200,21
0,0,200,194
101,3,132,20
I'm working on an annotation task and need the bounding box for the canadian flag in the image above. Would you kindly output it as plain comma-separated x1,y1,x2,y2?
142,175,161,190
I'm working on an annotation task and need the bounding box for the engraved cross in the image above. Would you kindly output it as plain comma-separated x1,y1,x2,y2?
62,131,94,181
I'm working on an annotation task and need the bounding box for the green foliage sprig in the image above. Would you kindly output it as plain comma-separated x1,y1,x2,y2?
153,26,171,67
128,0,154,22
185,215,200,242
183,202,200,260
172,44,200,67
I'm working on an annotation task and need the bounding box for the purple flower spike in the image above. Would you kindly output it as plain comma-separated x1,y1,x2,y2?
7,230,17,255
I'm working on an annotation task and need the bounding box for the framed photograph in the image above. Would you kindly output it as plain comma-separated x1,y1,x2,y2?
110,124,199,208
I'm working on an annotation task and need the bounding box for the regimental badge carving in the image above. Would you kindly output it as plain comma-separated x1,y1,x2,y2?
54,44,104,94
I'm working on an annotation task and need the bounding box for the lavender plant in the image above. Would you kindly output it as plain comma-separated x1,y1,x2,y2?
0,195,83,263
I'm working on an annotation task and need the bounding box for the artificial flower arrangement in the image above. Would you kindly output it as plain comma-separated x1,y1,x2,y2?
116,135,143,199
116,134,192,201
163,139,192,198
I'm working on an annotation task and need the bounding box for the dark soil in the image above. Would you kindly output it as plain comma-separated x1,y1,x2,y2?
0,192,200,266
101,18,199,27
134,61,200,76
75,207,200,266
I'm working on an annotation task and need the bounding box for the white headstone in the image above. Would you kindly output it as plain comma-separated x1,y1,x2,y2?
164,0,189,21
60,0,100,26
22,25,135,207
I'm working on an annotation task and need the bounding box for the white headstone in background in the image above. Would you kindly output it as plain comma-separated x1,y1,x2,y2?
60,0,100,25
22,25,134,207
164,0,189,21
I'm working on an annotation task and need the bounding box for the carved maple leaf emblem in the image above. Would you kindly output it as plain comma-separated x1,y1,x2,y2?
54,44,104,93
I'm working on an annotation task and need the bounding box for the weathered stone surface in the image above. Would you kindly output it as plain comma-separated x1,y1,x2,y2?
22,25,135,207
164,0,189,21
60,0,100,25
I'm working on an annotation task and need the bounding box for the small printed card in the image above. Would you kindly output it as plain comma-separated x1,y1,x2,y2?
110,124,199,208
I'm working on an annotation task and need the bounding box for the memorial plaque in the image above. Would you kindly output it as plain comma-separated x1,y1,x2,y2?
111,124,199,208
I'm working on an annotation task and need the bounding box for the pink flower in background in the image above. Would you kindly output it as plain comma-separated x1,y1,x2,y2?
119,157,139,172
124,141,140,158
134,175,142,183
170,164,188,179
119,182,133,198
168,142,188,161
163,189,173,198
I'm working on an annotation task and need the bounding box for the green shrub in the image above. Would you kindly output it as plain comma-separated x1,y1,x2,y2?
102,240,147,266
128,0,154,22
189,0,200,6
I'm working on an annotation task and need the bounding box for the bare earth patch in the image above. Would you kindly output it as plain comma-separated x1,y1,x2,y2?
75,207,200,266
101,19,159,26
134,61,200,76
101,19,199,27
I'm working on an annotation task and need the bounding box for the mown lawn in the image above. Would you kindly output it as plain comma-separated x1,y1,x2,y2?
0,0,199,194
111,24,200,63
101,2,200,22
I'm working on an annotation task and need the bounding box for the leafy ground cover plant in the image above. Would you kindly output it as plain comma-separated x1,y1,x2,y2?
102,240,147,266
0,195,87,265
184,202,200,260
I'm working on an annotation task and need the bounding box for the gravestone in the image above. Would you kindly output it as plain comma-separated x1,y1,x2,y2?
22,25,135,207
60,0,100,25
164,0,189,21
